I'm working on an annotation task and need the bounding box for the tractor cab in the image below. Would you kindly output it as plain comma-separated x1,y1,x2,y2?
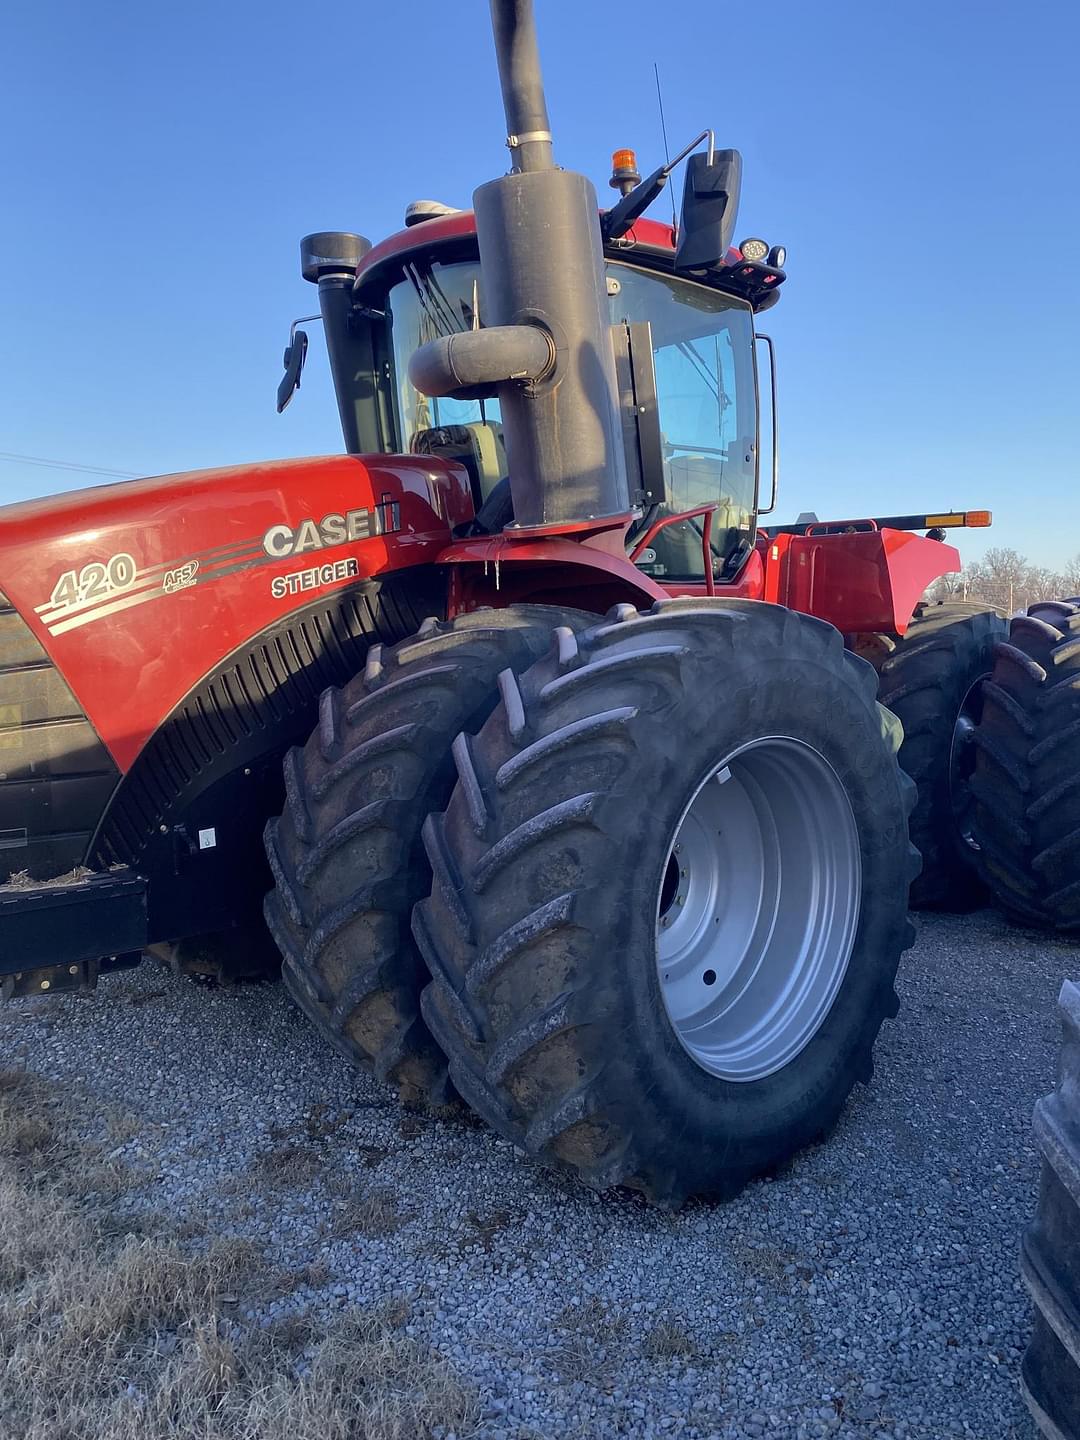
281,152,787,589
383,245,763,584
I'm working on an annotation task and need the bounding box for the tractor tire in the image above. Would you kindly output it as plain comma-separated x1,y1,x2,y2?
1021,979,1080,1440
971,599,1080,932
263,606,591,1106
413,598,918,1206
874,601,1006,909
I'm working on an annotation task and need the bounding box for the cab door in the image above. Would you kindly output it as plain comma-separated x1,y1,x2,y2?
608,263,759,584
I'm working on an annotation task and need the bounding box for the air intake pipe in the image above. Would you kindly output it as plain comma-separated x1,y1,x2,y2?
300,231,380,455
408,325,554,400
409,0,630,530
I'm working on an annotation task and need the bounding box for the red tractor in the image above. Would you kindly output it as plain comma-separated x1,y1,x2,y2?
0,1,1006,1203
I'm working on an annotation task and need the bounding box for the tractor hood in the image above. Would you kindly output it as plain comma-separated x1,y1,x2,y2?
0,453,472,771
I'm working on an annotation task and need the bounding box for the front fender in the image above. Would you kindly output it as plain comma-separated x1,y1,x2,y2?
437,532,668,616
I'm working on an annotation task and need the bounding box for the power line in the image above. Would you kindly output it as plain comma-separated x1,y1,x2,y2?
0,450,140,480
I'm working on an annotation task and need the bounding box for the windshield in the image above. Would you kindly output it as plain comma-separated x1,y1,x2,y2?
385,258,758,578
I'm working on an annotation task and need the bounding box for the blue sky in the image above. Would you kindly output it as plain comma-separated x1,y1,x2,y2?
3,0,1078,571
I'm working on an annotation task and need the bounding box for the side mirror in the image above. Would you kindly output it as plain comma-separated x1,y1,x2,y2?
676,149,742,271
276,327,309,413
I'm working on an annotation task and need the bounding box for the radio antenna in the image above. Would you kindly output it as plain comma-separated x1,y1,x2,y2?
653,62,677,232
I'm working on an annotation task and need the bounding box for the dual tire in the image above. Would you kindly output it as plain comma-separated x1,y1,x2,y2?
971,599,1080,933
873,601,1006,909
1022,979,1080,1439
872,596,1080,932
263,607,592,1105
266,599,918,1202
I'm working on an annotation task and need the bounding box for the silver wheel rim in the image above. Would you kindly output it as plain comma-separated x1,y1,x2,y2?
949,676,987,854
656,737,862,1083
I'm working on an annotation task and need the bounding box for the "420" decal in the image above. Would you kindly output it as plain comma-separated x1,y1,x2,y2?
49,552,138,610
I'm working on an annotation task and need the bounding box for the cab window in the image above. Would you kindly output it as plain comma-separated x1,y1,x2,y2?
385,262,506,509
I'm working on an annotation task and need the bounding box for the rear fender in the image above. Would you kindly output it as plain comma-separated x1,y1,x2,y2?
759,529,961,635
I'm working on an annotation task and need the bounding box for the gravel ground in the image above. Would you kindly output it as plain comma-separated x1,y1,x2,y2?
3,909,1073,1440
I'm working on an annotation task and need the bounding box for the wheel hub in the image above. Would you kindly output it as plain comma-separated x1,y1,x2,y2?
656,737,862,1082
949,677,987,853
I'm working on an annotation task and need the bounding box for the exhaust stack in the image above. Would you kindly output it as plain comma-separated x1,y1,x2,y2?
489,0,553,174
409,0,630,530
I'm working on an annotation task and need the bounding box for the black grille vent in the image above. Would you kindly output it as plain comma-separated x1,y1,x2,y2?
0,588,120,881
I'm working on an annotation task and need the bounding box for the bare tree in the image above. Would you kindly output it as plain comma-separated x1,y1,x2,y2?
921,547,1080,616
926,571,966,603
980,548,1031,612
1025,566,1065,605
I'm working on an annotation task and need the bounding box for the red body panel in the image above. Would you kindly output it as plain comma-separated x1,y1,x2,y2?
438,529,668,615
758,529,961,635
438,522,953,637
0,455,472,772
662,549,767,603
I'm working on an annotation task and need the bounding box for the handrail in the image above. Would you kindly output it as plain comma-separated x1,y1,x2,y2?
629,503,717,596
802,518,879,536
754,332,779,516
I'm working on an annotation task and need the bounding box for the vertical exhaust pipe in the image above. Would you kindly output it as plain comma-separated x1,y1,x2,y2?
489,0,553,174
411,1,630,530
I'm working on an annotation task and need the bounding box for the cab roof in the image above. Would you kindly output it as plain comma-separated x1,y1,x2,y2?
353,210,785,312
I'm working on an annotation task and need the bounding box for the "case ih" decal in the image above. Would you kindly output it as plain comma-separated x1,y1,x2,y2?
260,501,401,558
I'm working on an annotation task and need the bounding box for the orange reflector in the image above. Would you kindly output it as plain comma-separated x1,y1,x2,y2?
611,148,637,171
925,510,992,529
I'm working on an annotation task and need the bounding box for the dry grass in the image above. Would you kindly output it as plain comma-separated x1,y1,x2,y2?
331,1187,403,1239
249,1141,325,1188
1,865,93,890
463,1207,519,1253
730,1234,798,1293
0,1067,477,1440
301,1102,350,1143
644,1319,696,1361
546,1296,629,1384
558,1295,627,1346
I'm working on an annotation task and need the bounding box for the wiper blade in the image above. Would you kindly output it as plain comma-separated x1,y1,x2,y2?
405,263,461,340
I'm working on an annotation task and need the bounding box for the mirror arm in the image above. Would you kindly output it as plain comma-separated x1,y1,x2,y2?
277,314,321,414
602,128,711,241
